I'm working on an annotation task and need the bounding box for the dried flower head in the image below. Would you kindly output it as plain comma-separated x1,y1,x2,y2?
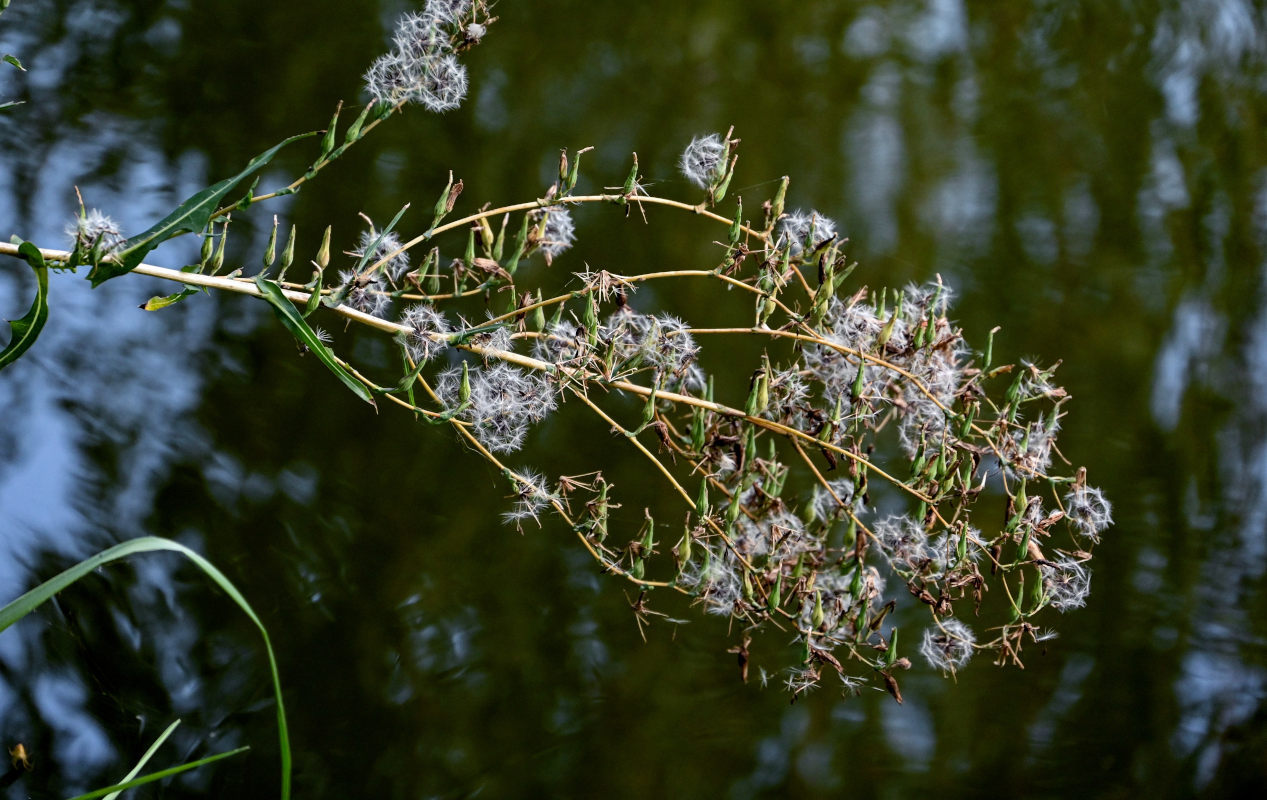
354,226,411,281
920,618,976,673
365,6,474,111
66,209,126,258
417,53,469,112
436,362,558,453
1041,555,1092,612
777,210,837,256
399,304,452,363
532,208,576,262
337,269,390,318
1065,485,1112,542
679,133,726,189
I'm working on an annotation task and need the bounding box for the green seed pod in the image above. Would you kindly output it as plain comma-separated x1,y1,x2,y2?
728,197,743,245
504,213,530,274
1027,564,1044,612
464,227,476,272
957,527,969,563
769,176,789,230
677,526,692,566
199,231,214,267
433,171,455,221
621,153,639,196
742,570,754,602
344,101,373,144
279,224,296,278
458,361,471,405
767,578,781,613
319,103,341,157
211,218,229,274
262,216,278,268
478,216,495,256
493,213,508,261
533,292,546,332
696,479,710,518
423,248,440,295
885,627,900,667
812,590,824,629
984,326,1000,369
691,408,706,453
316,225,331,269
850,562,863,599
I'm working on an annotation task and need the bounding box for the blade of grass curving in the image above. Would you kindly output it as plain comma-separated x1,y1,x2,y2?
0,241,49,371
0,537,291,799
89,132,316,286
253,275,377,407
103,719,181,800
65,746,249,800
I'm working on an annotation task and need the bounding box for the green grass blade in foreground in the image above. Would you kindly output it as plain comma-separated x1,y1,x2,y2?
0,537,291,800
254,274,377,407
0,242,49,371
65,746,249,800
104,719,181,800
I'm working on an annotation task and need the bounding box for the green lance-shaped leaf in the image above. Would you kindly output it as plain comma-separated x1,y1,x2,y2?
141,287,200,311
89,131,316,286
0,242,49,371
0,536,290,799
253,276,376,407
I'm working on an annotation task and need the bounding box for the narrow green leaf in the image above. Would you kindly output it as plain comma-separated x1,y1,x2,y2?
104,719,181,800
3,53,23,70
89,131,316,286
0,536,289,799
253,276,376,406
0,242,49,371
65,747,250,800
140,287,199,311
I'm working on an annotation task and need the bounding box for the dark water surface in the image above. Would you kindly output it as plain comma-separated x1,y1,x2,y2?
2,1,1266,797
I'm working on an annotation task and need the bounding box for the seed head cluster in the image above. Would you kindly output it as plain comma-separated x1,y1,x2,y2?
532,207,576,262
920,618,976,673
437,361,558,453
66,209,125,258
777,210,837,256
400,304,452,363
679,133,726,189
337,268,389,318
354,226,411,282
364,0,482,112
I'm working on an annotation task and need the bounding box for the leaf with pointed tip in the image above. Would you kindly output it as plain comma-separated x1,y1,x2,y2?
0,536,290,798
89,131,316,286
253,275,376,407
140,287,200,311
0,242,49,371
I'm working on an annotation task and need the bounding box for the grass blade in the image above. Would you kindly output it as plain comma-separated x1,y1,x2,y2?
103,719,181,800
0,537,290,799
65,746,249,800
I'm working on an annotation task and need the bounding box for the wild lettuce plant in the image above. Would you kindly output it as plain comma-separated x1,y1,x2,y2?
2,0,1112,706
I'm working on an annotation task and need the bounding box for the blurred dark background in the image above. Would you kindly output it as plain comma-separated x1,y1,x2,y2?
1,1,1265,797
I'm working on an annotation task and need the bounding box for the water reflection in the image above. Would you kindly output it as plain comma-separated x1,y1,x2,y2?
2,0,1267,797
